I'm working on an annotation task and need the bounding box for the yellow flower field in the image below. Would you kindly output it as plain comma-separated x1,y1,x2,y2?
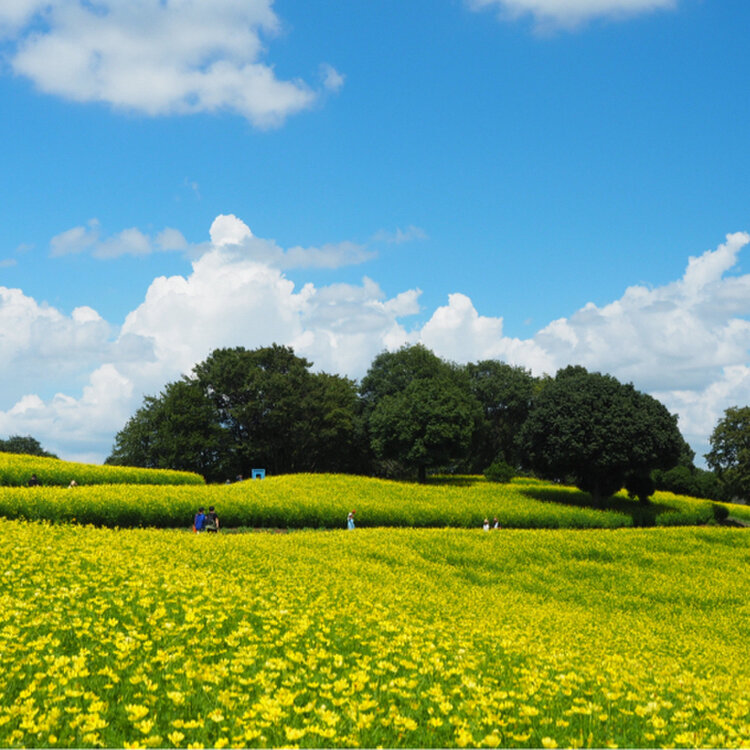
1,520,748,748
0,473,739,529
0,452,204,487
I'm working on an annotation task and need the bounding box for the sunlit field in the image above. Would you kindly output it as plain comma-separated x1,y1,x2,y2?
0,452,203,487
1,472,747,530
1,520,748,748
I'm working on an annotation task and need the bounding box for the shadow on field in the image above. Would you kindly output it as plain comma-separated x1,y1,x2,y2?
517,486,672,527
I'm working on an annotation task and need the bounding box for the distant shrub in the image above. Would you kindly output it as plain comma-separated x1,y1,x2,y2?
484,459,514,483
712,503,730,523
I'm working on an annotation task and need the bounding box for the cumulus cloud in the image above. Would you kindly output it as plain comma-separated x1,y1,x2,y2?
467,0,677,29
2,219,750,466
4,1,340,127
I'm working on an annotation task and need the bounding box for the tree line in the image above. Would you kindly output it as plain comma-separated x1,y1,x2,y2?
98,343,749,504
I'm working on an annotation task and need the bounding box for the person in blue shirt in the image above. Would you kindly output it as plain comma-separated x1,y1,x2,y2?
347,510,356,530
194,507,206,532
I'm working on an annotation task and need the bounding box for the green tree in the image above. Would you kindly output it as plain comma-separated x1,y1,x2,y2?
705,405,750,502
109,345,365,479
0,435,57,458
361,344,481,481
464,360,536,471
192,345,364,475
107,379,233,482
517,366,683,504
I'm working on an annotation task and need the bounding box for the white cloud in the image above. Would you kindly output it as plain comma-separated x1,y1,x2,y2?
206,214,376,269
532,233,750,391
5,1,337,127
320,63,345,93
2,220,750,467
0,225,418,460
209,214,253,247
0,1,48,34
468,0,677,29
372,226,428,245
50,219,187,259
419,293,555,373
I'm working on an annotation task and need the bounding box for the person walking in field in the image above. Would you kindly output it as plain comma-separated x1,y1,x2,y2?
493,517,500,529
28,474,40,487
205,506,220,533
483,518,490,531
194,507,206,533
347,510,356,530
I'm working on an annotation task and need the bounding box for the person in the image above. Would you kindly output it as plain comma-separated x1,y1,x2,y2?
483,518,490,532
493,517,499,529
205,506,220,533
194,507,206,533
28,474,40,487
68,479,78,488
347,510,356,530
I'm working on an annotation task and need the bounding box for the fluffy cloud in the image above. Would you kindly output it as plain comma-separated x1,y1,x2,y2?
467,0,677,29
4,1,340,127
2,219,749,465
203,214,377,269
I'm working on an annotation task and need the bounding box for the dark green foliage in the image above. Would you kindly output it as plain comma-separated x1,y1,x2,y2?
0,435,57,458
193,345,365,476
107,379,234,482
108,345,366,480
712,503,730,522
625,473,655,504
464,360,535,471
706,405,750,503
362,345,482,482
484,457,515,483
517,366,683,504
652,464,725,501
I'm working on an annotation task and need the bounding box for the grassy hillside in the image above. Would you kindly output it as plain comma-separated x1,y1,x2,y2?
0,473,744,529
0,474,750,529
0,520,747,748
0,452,205,487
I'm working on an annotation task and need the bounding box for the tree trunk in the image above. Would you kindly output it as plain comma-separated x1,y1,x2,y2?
590,481,602,507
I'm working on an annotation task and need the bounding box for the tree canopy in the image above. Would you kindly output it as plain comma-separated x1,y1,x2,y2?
705,405,750,502
0,435,57,458
361,345,481,481
464,360,536,471
109,345,365,480
517,366,683,503
106,379,233,482
107,343,699,492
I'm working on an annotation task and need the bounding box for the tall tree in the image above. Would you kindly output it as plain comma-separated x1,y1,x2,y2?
107,379,234,482
108,345,365,479
517,366,683,504
193,345,364,475
706,405,750,503
464,360,536,471
361,344,481,481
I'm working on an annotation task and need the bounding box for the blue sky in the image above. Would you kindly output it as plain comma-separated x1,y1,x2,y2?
1,0,749,464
